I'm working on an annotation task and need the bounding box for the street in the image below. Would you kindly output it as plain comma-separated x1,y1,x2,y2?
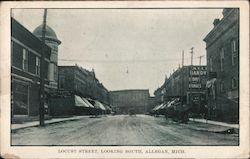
12,115,238,146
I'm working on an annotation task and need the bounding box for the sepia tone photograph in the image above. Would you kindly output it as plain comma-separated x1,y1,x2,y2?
10,8,240,146
0,1,249,159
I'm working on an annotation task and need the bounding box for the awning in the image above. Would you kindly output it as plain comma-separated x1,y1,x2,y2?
103,104,112,110
206,78,216,88
153,103,164,111
94,100,106,110
81,98,95,108
75,95,90,108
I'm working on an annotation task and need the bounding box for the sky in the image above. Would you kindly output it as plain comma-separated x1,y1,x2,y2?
12,9,223,95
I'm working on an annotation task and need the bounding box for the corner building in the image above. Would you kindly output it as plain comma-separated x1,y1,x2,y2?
203,9,239,123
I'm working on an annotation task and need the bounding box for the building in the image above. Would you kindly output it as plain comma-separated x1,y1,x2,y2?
58,65,109,105
109,89,150,114
203,9,239,123
153,65,207,113
11,18,53,118
33,23,61,90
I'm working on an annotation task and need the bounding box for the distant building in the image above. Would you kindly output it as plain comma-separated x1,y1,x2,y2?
109,89,150,114
58,65,109,105
11,18,53,117
203,9,239,122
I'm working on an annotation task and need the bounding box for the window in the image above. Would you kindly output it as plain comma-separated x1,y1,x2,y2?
220,81,225,92
231,78,237,89
35,57,40,76
22,49,28,71
54,64,57,81
231,39,237,65
220,48,224,72
12,42,23,69
209,57,213,72
28,53,36,74
59,76,65,89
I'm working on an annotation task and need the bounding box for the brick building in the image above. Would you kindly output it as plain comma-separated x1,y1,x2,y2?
58,65,109,105
109,89,150,114
203,9,239,123
11,18,55,117
153,65,207,113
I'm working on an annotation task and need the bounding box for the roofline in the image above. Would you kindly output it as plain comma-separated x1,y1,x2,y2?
110,89,150,93
203,9,237,42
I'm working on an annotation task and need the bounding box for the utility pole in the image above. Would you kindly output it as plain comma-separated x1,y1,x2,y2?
189,47,194,108
198,55,204,117
182,50,184,67
39,9,47,126
181,50,184,104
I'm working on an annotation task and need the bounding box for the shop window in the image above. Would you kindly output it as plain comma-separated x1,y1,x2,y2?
220,48,224,72
13,83,29,115
231,78,237,89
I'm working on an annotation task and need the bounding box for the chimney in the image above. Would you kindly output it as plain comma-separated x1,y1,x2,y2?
213,19,220,27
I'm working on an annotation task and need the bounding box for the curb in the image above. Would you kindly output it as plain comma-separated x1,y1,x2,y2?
11,116,87,131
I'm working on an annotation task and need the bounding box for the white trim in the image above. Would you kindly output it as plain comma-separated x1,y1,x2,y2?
12,38,50,62
12,66,40,78
12,73,33,83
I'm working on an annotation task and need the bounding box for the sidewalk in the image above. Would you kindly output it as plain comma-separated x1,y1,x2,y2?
12,116,90,131
183,118,239,134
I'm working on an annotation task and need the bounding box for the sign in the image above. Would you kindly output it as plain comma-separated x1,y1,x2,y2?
189,66,207,89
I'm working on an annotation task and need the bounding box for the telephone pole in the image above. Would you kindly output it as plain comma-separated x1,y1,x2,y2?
182,50,184,67
189,47,194,107
198,55,204,116
39,9,47,126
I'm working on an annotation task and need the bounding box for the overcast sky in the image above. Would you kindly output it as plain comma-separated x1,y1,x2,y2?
12,9,223,95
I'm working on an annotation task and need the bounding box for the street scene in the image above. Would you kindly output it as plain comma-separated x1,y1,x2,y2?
12,115,238,145
11,8,239,146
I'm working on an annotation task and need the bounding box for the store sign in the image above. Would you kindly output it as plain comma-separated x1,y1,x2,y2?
189,66,207,76
189,66,207,89
189,83,202,89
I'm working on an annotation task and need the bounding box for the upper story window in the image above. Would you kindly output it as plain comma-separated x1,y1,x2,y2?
35,57,40,76
220,81,225,93
231,39,238,66
209,57,213,72
12,42,23,69
22,49,28,71
220,48,224,72
231,78,237,89
59,76,65,89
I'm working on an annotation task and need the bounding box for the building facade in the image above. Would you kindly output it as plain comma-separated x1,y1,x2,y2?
11,18,53,117
33,23,61,90
58,65,109,105
109,89,150,114
203,9,239,123
153,65,207,113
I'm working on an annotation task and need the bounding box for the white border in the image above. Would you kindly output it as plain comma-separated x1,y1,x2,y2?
0,1,249,159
